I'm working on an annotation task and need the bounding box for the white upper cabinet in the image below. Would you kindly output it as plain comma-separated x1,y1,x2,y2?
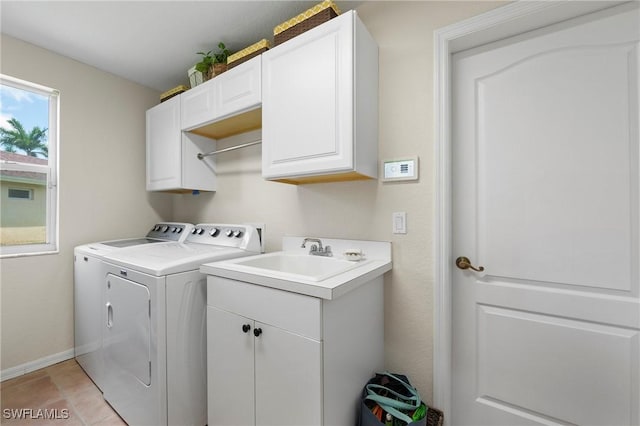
146,96,182,191
146,96,217,192
181,56,262,140
261,11,379,184
147,12,379,190
180,78,216,132
215,57,261,121
146,57,262,192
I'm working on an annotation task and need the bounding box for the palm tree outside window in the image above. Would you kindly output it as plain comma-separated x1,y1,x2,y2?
1,117,49,158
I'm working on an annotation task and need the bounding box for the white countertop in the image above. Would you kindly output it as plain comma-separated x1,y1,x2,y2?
200,236,392,300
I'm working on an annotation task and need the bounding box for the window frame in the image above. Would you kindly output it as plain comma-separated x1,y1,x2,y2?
0,74,59,257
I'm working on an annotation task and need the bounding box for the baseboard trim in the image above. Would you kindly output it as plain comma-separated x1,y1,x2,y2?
1,349,74,382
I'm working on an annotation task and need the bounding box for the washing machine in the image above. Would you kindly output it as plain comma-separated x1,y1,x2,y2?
99,223,263,426
73,222,194,391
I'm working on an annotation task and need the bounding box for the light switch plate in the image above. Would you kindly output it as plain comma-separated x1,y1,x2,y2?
383,157,418,182
392,212,407,234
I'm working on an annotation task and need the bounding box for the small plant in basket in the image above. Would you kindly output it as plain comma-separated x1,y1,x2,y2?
195,43,231,80
212,42,231,76
195,50,214,79
212,42,231,65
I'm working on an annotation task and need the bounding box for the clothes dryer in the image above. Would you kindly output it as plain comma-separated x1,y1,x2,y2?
73,222,193,391
99,224,262,426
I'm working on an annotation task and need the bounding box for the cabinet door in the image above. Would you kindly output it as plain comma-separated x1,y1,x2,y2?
255,322,322,425
181,78,216,130
215,56,261,120
207,307,255,426
262,12,355,180
146,96,182,190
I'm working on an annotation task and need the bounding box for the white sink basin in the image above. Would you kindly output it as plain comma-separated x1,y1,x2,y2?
227,252,371,282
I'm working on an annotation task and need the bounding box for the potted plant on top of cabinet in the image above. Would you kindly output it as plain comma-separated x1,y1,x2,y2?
195,50,214,80
193,42,231,83
211,42,231,77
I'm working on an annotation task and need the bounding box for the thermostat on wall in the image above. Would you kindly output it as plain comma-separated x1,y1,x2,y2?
382,157,418,182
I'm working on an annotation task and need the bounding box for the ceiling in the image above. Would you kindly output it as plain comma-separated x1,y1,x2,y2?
0,1,362,92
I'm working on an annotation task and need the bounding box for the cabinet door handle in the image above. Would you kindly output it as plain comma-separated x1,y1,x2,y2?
253,327,262,337
242,324,251,333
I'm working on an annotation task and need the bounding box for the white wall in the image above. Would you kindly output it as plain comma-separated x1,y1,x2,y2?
172,1,504,404
0,35,172,371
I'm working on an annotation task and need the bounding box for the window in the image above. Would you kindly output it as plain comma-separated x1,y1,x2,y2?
0,74,59,257
8,188,34,200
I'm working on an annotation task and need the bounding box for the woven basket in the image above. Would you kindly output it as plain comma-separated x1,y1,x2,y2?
160,85,187,102
425,407,444,426
274,1,340,46
206,63,227,80
228,39,270,69
229,48,267,68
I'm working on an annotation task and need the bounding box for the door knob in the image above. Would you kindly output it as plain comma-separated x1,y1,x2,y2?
455,256,484,272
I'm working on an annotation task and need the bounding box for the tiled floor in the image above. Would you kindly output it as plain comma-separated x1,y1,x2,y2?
0,360,125,425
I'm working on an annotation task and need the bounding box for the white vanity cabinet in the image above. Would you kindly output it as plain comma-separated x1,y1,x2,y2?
261,11,378,184
145,95,217,192
206,275,384,426
207,306,322,425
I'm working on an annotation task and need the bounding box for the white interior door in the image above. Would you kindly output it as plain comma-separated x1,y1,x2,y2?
451,3,639,425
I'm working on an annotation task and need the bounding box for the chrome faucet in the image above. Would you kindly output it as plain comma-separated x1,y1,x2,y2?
301,238,333,257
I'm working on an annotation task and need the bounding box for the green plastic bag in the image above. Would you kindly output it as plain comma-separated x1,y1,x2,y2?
358,372,427,426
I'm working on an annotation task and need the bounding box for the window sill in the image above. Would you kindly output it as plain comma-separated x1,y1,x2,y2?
0,244,59,258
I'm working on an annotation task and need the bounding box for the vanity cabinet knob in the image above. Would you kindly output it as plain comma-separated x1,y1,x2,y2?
242,324,251,333
253,328,263,337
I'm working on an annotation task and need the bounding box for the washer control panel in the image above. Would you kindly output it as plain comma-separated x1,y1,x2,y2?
186,224,262,253
146,223,194,242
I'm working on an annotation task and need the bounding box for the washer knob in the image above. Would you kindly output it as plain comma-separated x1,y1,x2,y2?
197,228,204,235
176,227,182,233
191,228,198,234
171,227,177,233
161,225,169,232
210,228,220,237
233,230,243,238
225,229,234,237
